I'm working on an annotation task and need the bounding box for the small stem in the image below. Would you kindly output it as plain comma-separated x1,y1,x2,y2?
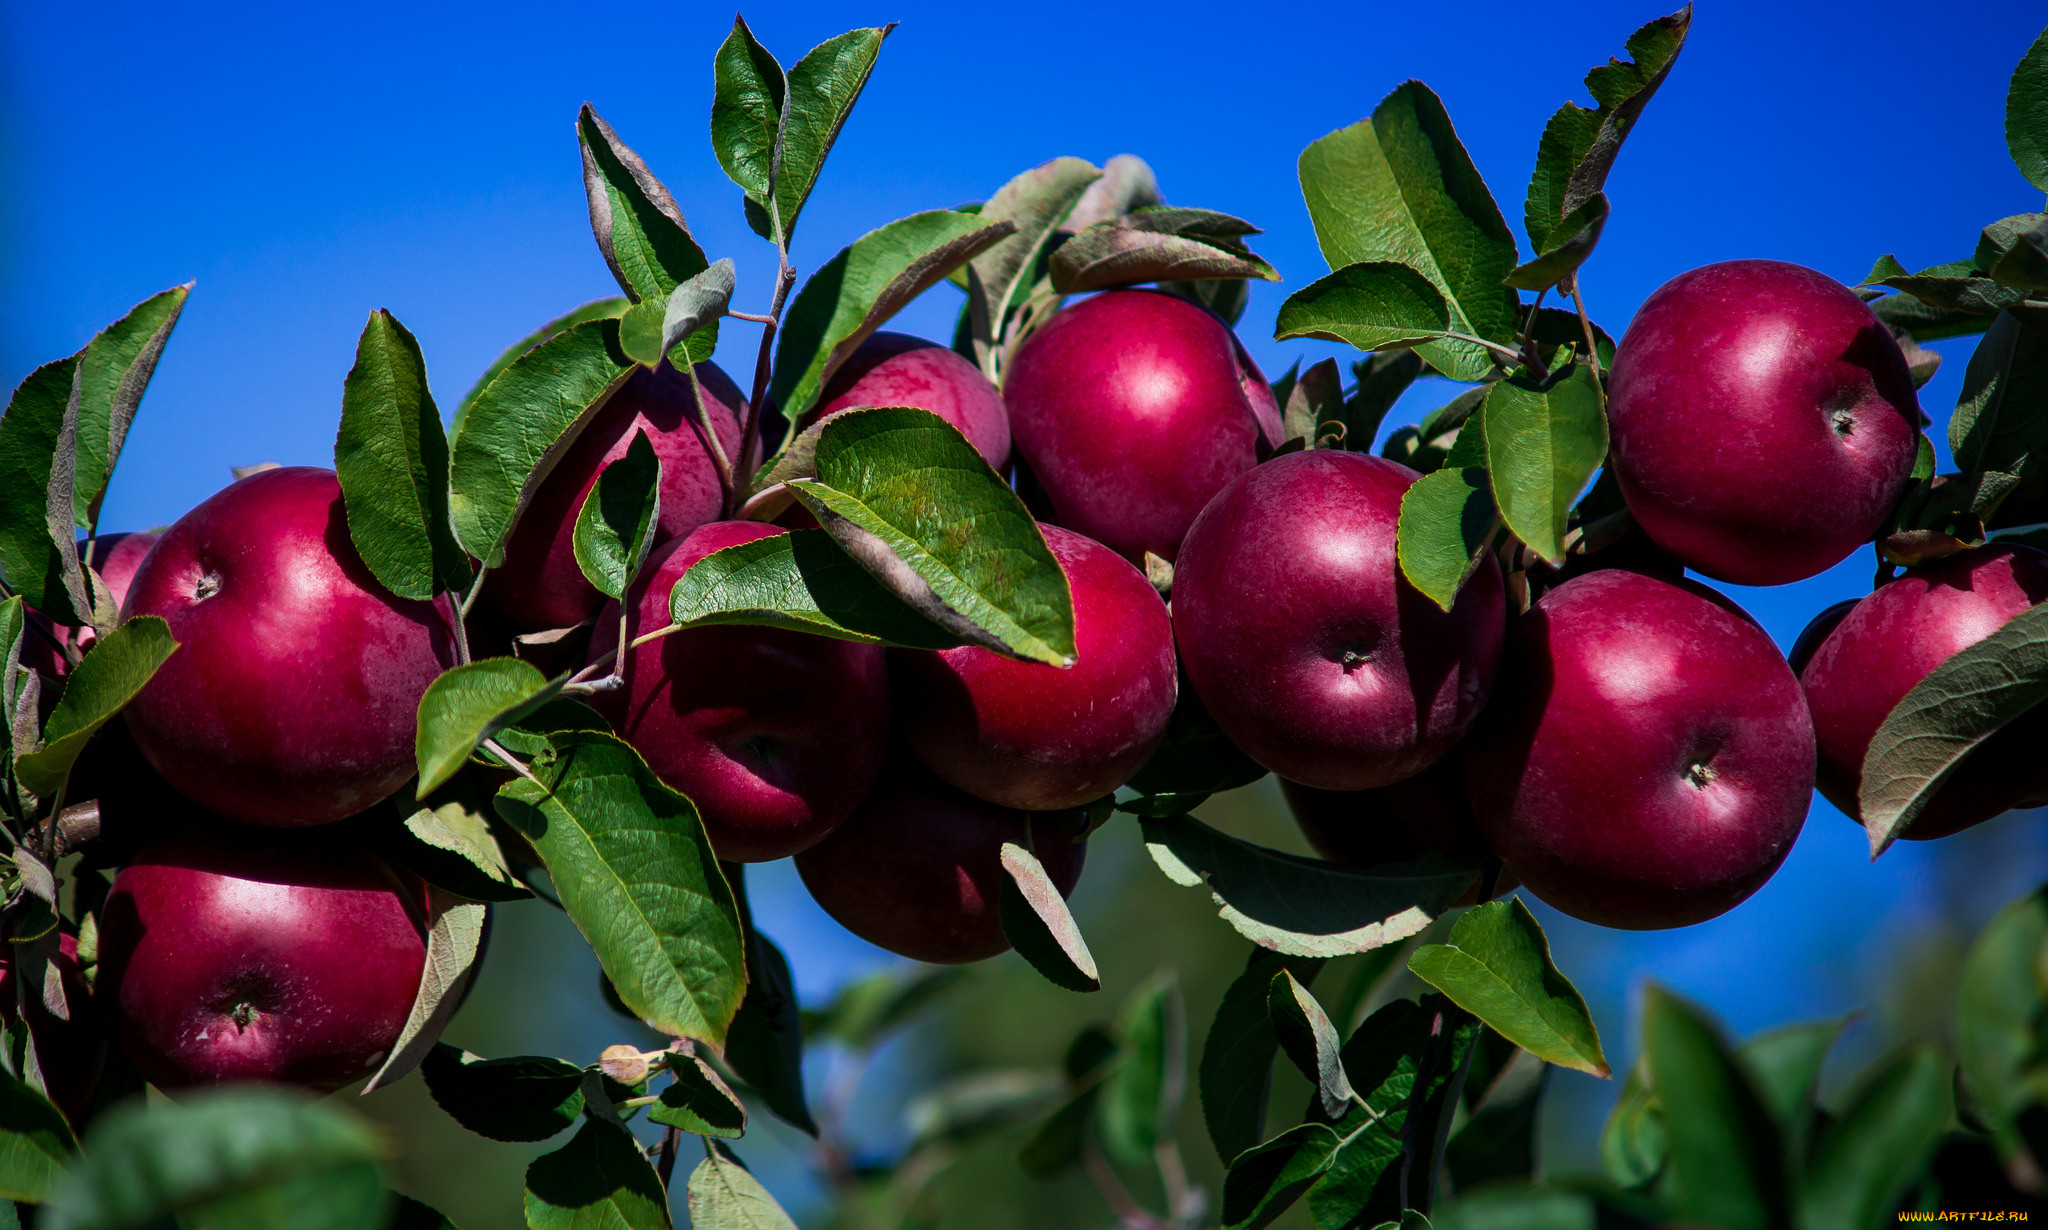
684,362,737,517
481,738,544,789
1153,1139,1194,1225
724,309,775,325
1563,274,1606,396
568,648,619,686
655,1124,681,1190
628,622,684,651
740,205,798,484
1516,287,1547,362
447,599,472,666
1440,331,1529,370
1080,1144,1172,1230
458,564,491,622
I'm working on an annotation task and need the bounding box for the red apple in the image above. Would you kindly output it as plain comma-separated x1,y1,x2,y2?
1467,569,1814,929
1171,449,1505,791
486,360,746,631
0,931,104,1124
1280,752,1516,904
1797,543,2048,838
893,524,1176,810
1003,289,1283,563
98,821,427,1091
1606,259,1921,586
794,753,1087,964
588,521,889,863
122,466,458,827
807,333,1010,470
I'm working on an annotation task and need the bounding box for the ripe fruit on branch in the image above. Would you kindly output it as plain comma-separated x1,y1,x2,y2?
1797,543,2048,839
487,360,746,631
589,520,889,862
794,753,1087,964
122,467,457,827
1468,569,1814,930
893,524,1175,811
98,821,428,1092
1004,289,1283,564
1281,753,1514,905
808,333,1011,470
1171,449,1504,791
1606,259,1921,586
0,931,104,1123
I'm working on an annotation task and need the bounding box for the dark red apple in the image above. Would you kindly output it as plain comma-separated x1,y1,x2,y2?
486,360,746,631
122,466,458,827
1170,449,1504,791
1003,289,1283,563
0,931,104,1124
1280,752,1515,905
893,524,1175,811
794,753,1087,964
1797,543,2048,838
98,821,427,1091
1606,259,1921,586
1467,569,1814,930
588,520,889,863
807,333,1010,469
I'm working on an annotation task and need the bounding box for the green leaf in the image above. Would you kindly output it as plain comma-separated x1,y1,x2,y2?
495,729,746,1048
1502,193,1610,293
710,16,785,228
1600,1059,1666,1190
1142,813,1475,957
1797,1044,1950,1230
1986,216,2048,291
788,407,1076,665
1221,1123,1342,1230
965,157,1103,376
361,889,489,1093
524,1118,668,1230
70,284,190,530
1049,208,1278,294
578,106,711,315
1268,970,1357,1118
1397,467,1498,612
805,966,970,1053
650,1053,747,1138
666,526,959,649
44,1088,387,1230
392,1195,458,1230
1482,364,1608,565
335,309,471,601
572,430,662,601
1274,261,1453,353
379,780,533,902
1738,1018,1843,1161
1064,153,1162,231
421,1045,585,1143
1869,285,1997,344
724,929,817,1136
1445,1038,1549,1192
1428,1185,1598,1229
414,658,564,797
455,299,629,430
1100,973,1185,1165
657,259,737,364
1202,950,1327,1164
769,210,1016,421
772,26,893,246
447,317,631,568
0,356,84,623
1858,602,2048,857
1641,986,1789,1230
997,842,1099,992
1957,887,2048,1167
684,1142,796,1230
1952,310,2048,487
1523,8,1691,250
2009,24,2048,193
16,616,177,798
1407,899,1609,1078
0,1070,74,1202
906,1070,1062,1149
1298,82,1520,381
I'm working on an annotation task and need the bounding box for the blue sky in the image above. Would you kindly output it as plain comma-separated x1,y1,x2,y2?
7,0,2047,1187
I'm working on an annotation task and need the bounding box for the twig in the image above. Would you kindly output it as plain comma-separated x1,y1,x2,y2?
1080,1143,1173,1230
481,738,544,789
1153,1139,1196,1225
724,309,775,325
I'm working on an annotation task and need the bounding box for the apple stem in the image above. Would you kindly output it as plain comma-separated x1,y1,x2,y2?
480,738,545,790
627,622,684,651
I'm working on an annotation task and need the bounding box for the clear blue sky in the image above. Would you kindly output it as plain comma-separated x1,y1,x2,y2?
7,0,2046,1184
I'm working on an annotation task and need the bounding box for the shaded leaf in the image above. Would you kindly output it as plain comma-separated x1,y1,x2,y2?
455,300,628,429
2009,25,2048,193
724,929,816,1136
1859,602,2048,857
1275,261,1453,355
1952,310,2048,486
1222,1123,1341,1230
381,782,533,903
1100,973,1184,1165
1445,1041,1549,1191
1051,209,1277,294
572,430,662,601
1502,193,1609,292
805,966,970,1053
966,157,1104,374
421,1045,584,1143
336,309,470,601
0,1070,74,1202
1798,1044,1950,1230
1869,287,1997,344
70,285,189,534
788,407,1075,665
769,210,1015,421
524,1117,668,1230
1125,682,1270,800
1268,970,1356,1118
1203,950,1326,1164
362,889,488,1093
0,357,84,622
1956,887,2048,1166
650,1053,747,1139
1482,364,1608,565
1063,154,1162,232
685,1141,795,1230
1341,351,1427,453
414,658,563,797
578,106,714,360
1738,1018,1844,1161
1408,899,1608,1078
667,526,960,648
1600,1059,1666,1190
997,842,1098,992
1142,814,1474,957
1642,986,1788,1230
44,1089,386,1230
1298,82,1520,381
16,617,177,798
906,1070,1061,1149
494,730,746,1048
1397,467,1497,612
